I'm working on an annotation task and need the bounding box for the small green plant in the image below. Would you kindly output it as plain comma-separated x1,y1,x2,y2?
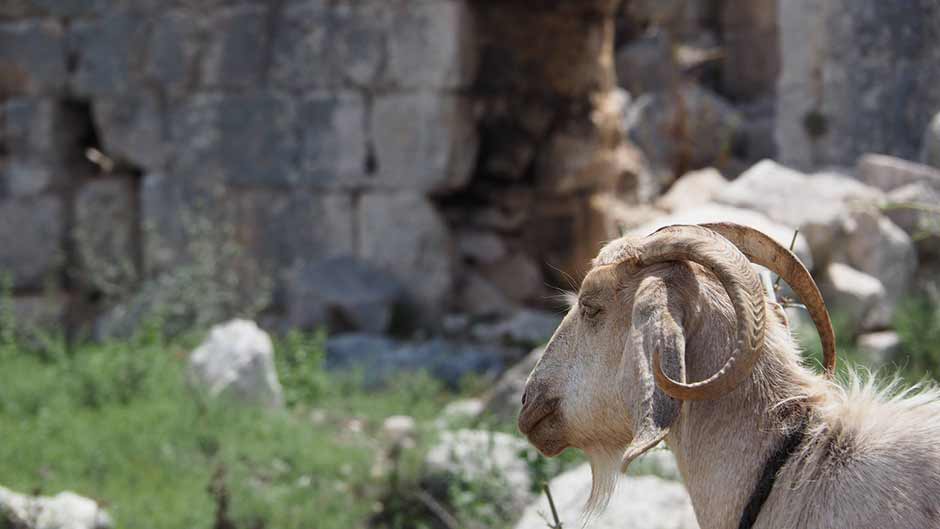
275,329,330,407
894,295,940,381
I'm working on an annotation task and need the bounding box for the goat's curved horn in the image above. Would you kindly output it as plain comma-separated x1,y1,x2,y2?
632,224,767,401
699,222,836,377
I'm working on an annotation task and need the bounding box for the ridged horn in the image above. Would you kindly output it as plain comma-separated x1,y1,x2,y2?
631,224,767,400
700,222,837,377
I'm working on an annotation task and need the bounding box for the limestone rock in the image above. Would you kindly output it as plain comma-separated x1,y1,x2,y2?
776,0,940,169
300,92,368,188
386,0,477,89
0,20,66,96
188,319,284,408
857,331,902,368
92,90,168,170
371,93,477,193
271,0,388,89
201,4,268,89
625,84,743,185
820,263,886,334
627,203,814,270
435,398,485,430
0,196,63,289
170,93,298,186
284,256,403,335
716,160,883,265
145,10,201,96
425,429,536,513
840,212,917,329
857,153,940,193
922,112,940,169
655,168,728,213
513,464,699,529
884,182,940,259
0,485,112,529
358,193,454,321
70,9,147,97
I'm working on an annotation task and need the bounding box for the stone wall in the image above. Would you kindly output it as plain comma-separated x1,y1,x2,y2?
776,0,940,169
0,0,637,337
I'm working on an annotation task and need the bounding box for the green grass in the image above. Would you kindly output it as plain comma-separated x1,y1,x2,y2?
794,296,940,384
0,327,462,529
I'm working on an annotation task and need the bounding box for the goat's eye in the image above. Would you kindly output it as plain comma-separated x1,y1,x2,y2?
580,303,602,319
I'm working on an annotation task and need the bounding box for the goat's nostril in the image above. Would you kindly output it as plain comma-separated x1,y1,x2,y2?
521,388,528,406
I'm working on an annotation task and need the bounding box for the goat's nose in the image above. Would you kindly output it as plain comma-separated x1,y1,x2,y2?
521,387,529,406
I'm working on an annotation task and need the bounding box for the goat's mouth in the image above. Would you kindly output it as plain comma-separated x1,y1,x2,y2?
518,398,568,457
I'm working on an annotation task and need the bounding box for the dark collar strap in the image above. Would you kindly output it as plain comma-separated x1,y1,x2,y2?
737,418,808,529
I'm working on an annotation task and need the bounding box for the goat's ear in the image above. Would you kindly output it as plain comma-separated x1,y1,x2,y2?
620,294,685,473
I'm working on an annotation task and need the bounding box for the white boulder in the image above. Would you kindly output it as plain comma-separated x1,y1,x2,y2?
188,319,284,408
0,486,112,529
627,203,814,270
425,429,536,512
513,463,699,529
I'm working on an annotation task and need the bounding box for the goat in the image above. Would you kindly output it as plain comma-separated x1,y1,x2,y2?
518,223,940,529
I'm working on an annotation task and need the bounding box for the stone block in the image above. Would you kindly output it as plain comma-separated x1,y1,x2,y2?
0,19,67,96
0,196,63,289
233,189,355,276
283,256,404,334
271,0,388,89
145,10,201,96
386,0,477,89
73,178,138,295
93,90,168,170
299,92,368,187
1,160,56,197
171,93,299,186
371,93,477,193
201,4,269,89
70,9,147,97
359,193,454,320
3,98,62,160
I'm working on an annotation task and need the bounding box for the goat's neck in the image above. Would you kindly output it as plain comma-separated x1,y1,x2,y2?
665,324,815,529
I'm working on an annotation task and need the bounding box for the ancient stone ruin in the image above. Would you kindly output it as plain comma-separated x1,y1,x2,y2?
1,0,938,342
